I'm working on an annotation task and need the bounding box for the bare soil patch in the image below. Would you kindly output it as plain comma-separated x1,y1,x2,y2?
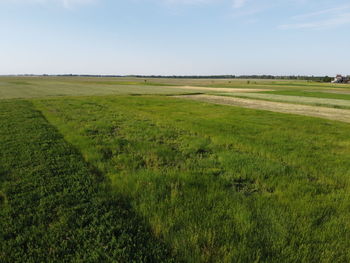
177,94,350,123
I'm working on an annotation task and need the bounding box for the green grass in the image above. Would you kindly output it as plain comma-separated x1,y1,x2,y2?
2,77,350,262
263,90,350,100
0,99,174,262
32,95,350,263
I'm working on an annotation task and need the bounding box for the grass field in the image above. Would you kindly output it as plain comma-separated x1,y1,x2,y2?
1,77,350,262
1,76,349,99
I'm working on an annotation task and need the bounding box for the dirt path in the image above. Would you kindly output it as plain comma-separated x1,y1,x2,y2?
175,86,273,93
177,94,350,123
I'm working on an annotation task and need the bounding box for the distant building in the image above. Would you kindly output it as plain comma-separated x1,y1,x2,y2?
332,74,349,83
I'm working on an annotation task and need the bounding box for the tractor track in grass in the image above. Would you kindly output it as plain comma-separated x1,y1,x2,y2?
176,94,350,123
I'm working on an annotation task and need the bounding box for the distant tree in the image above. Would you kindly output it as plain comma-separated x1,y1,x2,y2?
323,76,332,83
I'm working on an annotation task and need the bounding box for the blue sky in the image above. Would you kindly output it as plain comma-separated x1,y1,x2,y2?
1,0,349,75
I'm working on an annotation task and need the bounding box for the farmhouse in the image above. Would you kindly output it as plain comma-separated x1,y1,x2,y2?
332,74,349,83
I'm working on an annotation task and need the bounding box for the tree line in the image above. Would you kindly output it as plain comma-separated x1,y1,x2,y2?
6,74,336,82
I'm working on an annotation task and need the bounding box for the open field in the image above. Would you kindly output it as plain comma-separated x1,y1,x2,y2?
1,76,349,99
0,77,272,99
1,77,350,262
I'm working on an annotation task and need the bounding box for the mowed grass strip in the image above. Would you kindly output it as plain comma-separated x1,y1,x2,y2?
261,90,350,101
179,94,350,123
35,95,350,263
0,100,174,262
217,92,350,109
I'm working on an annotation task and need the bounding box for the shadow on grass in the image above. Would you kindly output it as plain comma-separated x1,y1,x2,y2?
0,100,177,263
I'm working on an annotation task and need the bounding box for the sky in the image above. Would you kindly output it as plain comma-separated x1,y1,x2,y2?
0,0,349,76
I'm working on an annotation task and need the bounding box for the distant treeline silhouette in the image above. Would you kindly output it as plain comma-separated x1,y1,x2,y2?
5,74,334,82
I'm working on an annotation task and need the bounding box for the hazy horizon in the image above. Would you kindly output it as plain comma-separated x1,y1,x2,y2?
0,73,344,77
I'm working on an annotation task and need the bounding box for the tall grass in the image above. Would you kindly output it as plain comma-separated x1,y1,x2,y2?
0,100,174,262
35,95,350,262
